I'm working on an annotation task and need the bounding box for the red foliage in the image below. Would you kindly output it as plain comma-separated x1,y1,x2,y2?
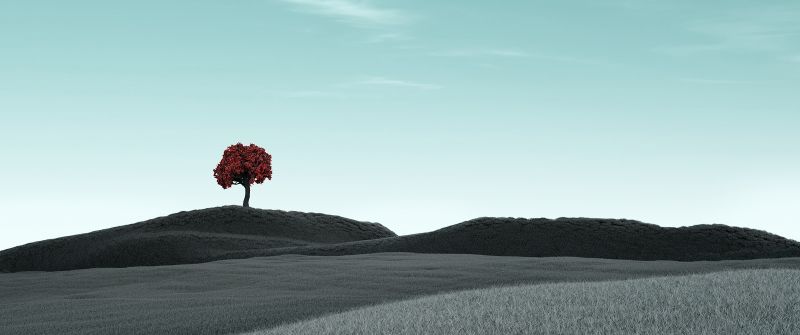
213,143,272,189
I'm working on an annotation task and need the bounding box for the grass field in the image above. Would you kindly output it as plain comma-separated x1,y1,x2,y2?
249,269,800,335
2,253,800,334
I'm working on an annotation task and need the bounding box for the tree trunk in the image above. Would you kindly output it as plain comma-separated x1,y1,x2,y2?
242,183,251,208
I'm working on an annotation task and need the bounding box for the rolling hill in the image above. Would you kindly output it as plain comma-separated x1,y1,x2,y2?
3,208,800,273
0,206,395,272
228,217,800,261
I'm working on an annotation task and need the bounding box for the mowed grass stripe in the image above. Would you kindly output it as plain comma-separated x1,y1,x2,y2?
249,269,800,335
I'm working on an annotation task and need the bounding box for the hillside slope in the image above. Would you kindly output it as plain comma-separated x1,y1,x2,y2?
227,217,800,261
4,212,800,273
2,253,799,335
0,206,395,272
249,269,800,335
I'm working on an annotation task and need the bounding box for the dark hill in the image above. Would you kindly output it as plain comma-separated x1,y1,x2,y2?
0,206,395,272
221,217,800,261
4,212,800,273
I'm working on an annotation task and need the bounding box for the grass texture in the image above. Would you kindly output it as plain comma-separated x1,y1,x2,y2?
250,269,800,335
2,253,800,335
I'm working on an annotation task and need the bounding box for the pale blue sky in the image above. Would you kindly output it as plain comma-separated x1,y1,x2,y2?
1,1,799,250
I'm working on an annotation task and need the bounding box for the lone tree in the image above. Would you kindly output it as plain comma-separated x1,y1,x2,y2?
213,143,272,207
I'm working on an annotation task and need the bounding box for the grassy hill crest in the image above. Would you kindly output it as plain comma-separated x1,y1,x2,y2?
227,216,800,261
0,206,395,272
2,207,800,273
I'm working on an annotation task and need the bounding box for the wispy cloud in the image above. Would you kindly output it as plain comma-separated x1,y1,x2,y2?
656,7,800,55
677,77,765,85
528,53,607,65
430,49,529,58
270,90,345,99
430,48,608,66
274,76,441,98
348,76,442,90
278,0,409,26
365,32,411,43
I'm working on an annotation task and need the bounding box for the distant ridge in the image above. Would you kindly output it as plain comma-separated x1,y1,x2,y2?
3,211,800,273
223,217,800,261
0,206,395,272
